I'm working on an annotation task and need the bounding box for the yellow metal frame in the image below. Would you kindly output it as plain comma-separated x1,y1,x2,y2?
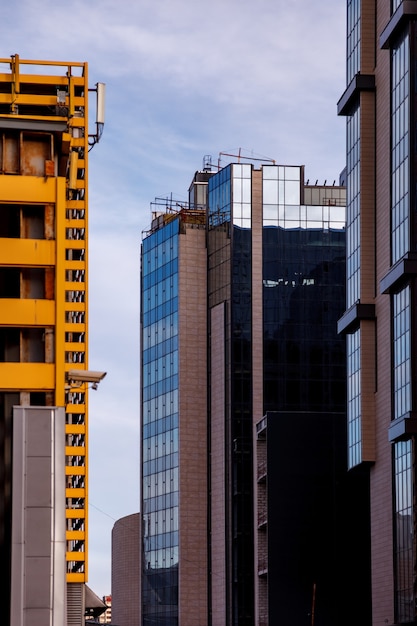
0,55,91,582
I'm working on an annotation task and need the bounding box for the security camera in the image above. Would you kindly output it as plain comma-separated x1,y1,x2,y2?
66,369,107,386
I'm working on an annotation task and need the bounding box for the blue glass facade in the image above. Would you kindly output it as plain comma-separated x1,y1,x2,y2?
345,0,362,471
347,329,361,467
346,106,360,309
141,218,180,626
208,164,232,228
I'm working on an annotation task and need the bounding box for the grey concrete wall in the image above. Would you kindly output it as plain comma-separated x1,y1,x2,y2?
11,406,66,626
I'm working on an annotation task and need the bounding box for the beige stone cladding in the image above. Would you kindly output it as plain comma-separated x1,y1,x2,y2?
369,2,395,624
210,302,227,626
178,224,208,625
251,170,265,626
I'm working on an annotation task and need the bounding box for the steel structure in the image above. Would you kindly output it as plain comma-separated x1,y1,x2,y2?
0,54,92,585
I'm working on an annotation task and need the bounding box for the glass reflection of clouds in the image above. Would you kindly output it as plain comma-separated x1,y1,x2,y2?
232,163,252,228
262,165,345,231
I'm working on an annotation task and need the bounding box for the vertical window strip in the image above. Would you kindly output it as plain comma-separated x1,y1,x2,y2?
347,0,361,84
346,106,360,308
208,164,231,228
141,225,180,623
347,329,361,468
394,440,414,623
262,165,305,229
391,33,410,264
393,286,411,420
232,163,252,229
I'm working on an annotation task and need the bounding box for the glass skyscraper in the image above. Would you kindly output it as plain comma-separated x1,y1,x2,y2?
207,164,359,626
141,162,360,625
141,178,209,626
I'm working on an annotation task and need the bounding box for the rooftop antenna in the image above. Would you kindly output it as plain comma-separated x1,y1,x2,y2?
203,155,212,171
218,148,275,170
88,82,105,150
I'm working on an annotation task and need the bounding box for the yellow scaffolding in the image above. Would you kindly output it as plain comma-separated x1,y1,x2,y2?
0,55,91,583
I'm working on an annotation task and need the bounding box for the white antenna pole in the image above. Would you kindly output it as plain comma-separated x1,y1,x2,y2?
96,82,106,125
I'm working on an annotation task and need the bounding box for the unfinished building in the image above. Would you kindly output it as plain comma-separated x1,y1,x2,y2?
0,54,104,626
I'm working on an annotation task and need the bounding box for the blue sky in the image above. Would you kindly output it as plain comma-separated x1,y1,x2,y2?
3,0,346,596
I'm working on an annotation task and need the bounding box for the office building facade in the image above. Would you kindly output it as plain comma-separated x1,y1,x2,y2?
207,164,366,626
0,55,103,625
141,162,357,625
140,184,209,625
112,513,141,626
337,2,417,624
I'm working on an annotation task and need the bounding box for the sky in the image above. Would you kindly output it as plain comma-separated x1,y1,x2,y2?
3,0,346,597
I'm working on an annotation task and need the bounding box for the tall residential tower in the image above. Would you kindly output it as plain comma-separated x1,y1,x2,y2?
337,2,417,623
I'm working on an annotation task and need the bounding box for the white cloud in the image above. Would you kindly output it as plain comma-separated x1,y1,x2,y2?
2,0,347,596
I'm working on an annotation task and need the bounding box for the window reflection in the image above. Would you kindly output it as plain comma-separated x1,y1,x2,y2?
392,0,402,13
208,165,232,228
284,180,300,205
284,205,299,221
263,179,279,204
394,440,414,623
347,105,360,308
347,0,360,83
347,329,361,468
393,286,411,420
263,205,278,221
231,163,252,228
262,166,345,231
141,218,180,625
391,33,410,263
262,202,346,415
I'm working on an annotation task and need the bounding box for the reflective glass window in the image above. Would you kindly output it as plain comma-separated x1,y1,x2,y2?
231,163,252,228
394,440,415,623
141,218,180,624
262,182,346,414
209,165,254,618
347,329,361,468
230,224,253,618
391,32,410,263
346,105,360,307
208,164,231,228
393,286,411,420
347,0,360,83
262,165,304,228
